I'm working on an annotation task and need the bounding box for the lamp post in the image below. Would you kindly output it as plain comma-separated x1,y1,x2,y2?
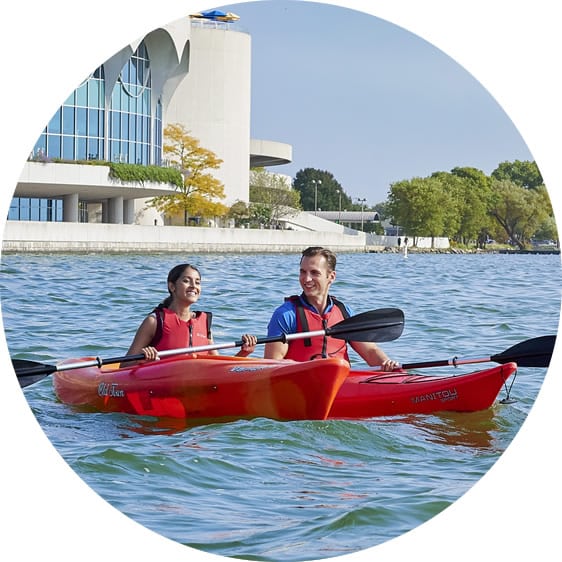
336,189,342,224
356,197,367,231
312,179,322,214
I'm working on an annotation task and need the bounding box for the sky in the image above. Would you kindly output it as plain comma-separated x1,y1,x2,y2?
220,0,534,205
0,2,561,562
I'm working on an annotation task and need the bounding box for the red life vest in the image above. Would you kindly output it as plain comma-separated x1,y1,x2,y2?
284,295,350,362
149,307,213,354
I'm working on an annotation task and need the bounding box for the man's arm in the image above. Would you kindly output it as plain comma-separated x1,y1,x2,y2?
264,340,289,360
264,302,297,360
349,341,399,370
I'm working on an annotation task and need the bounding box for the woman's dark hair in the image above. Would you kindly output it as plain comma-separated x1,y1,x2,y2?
160,263,201,308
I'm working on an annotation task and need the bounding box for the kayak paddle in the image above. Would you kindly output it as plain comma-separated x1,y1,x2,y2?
386,335,556,371
13,307,405,388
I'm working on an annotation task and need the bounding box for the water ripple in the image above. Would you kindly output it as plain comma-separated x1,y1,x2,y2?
1,251,560,561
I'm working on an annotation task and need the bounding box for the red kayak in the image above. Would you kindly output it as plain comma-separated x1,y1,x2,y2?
329,362,517,419
52,354,350,424
51,353,517,424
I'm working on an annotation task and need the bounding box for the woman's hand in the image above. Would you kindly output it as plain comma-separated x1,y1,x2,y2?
141,346,160,361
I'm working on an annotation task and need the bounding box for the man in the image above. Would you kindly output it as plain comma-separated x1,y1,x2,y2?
264,246,399,369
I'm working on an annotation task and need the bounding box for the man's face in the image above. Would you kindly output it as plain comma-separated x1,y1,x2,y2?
299,254,336,301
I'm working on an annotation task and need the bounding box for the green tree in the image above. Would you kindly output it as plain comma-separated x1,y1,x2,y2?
533,215,558,243
293,168,352,213
227,200,250,227
387,176,460,246
449,167,494,245
249,168,301,227
491,160,543,189
148,123,228,225
488,180,552,249
248,202,272,228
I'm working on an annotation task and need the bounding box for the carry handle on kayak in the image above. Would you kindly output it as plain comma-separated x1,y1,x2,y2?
12,307,405,388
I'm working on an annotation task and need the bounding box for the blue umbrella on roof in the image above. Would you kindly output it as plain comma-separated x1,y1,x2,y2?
190,10,240,22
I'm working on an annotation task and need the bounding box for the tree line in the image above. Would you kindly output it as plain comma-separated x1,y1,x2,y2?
149,124,557,248
385,162,555,249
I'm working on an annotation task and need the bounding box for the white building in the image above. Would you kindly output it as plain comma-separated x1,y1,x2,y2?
9,14,292,226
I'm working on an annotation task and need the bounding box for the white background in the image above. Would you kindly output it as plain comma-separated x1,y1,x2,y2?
1,1,560,561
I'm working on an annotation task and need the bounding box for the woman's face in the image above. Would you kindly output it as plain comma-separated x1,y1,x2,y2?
169,266,201,305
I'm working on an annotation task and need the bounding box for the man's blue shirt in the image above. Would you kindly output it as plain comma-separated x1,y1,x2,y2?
267,294,354,337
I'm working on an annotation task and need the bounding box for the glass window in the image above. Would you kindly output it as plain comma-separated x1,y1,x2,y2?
110,111,120,138
129,114,136,142
88,79,99,107
8,197,64,222
88,108,99,137
122,63,130,84
112,87,121,111
62,135,74,159
142,89,149,114
76,82,87,107
129,93,137,115
76,108,87,136
144,116,150,143
121,88,129,113
8,199,20,220
121,113,129,141
28,63,107,164
62,106,75,135
76,137,87,160
47,109,61,134
33,135,47,158
30,199,40,221
47,135,61,158
79,201,89,222
87,138,99,160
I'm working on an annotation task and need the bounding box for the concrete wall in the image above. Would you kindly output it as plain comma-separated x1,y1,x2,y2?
1,221,450,253
1,221,370,254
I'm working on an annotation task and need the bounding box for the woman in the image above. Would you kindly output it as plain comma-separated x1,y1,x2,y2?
124,263,256,363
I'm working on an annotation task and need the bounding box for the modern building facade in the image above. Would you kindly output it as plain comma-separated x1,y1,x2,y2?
9,15,292,226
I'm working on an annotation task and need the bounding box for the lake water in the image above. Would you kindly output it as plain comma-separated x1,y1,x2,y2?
1,251,560,561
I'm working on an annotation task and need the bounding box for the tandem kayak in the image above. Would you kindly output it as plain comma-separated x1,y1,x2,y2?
51,353,517,424
329,362,517,419
52,354,350,424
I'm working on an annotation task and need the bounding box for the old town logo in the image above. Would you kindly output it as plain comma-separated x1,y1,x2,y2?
98,382,125,398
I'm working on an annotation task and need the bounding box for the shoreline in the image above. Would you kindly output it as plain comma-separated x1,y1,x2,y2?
2,244,558,256
2,221,558,255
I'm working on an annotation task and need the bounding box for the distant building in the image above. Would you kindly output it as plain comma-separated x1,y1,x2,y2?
314,210,380,228
10,15,291,225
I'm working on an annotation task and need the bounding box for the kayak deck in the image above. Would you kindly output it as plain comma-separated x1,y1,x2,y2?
329,362,517,419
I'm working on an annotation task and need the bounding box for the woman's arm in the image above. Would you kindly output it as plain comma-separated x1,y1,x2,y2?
121,315,158,365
